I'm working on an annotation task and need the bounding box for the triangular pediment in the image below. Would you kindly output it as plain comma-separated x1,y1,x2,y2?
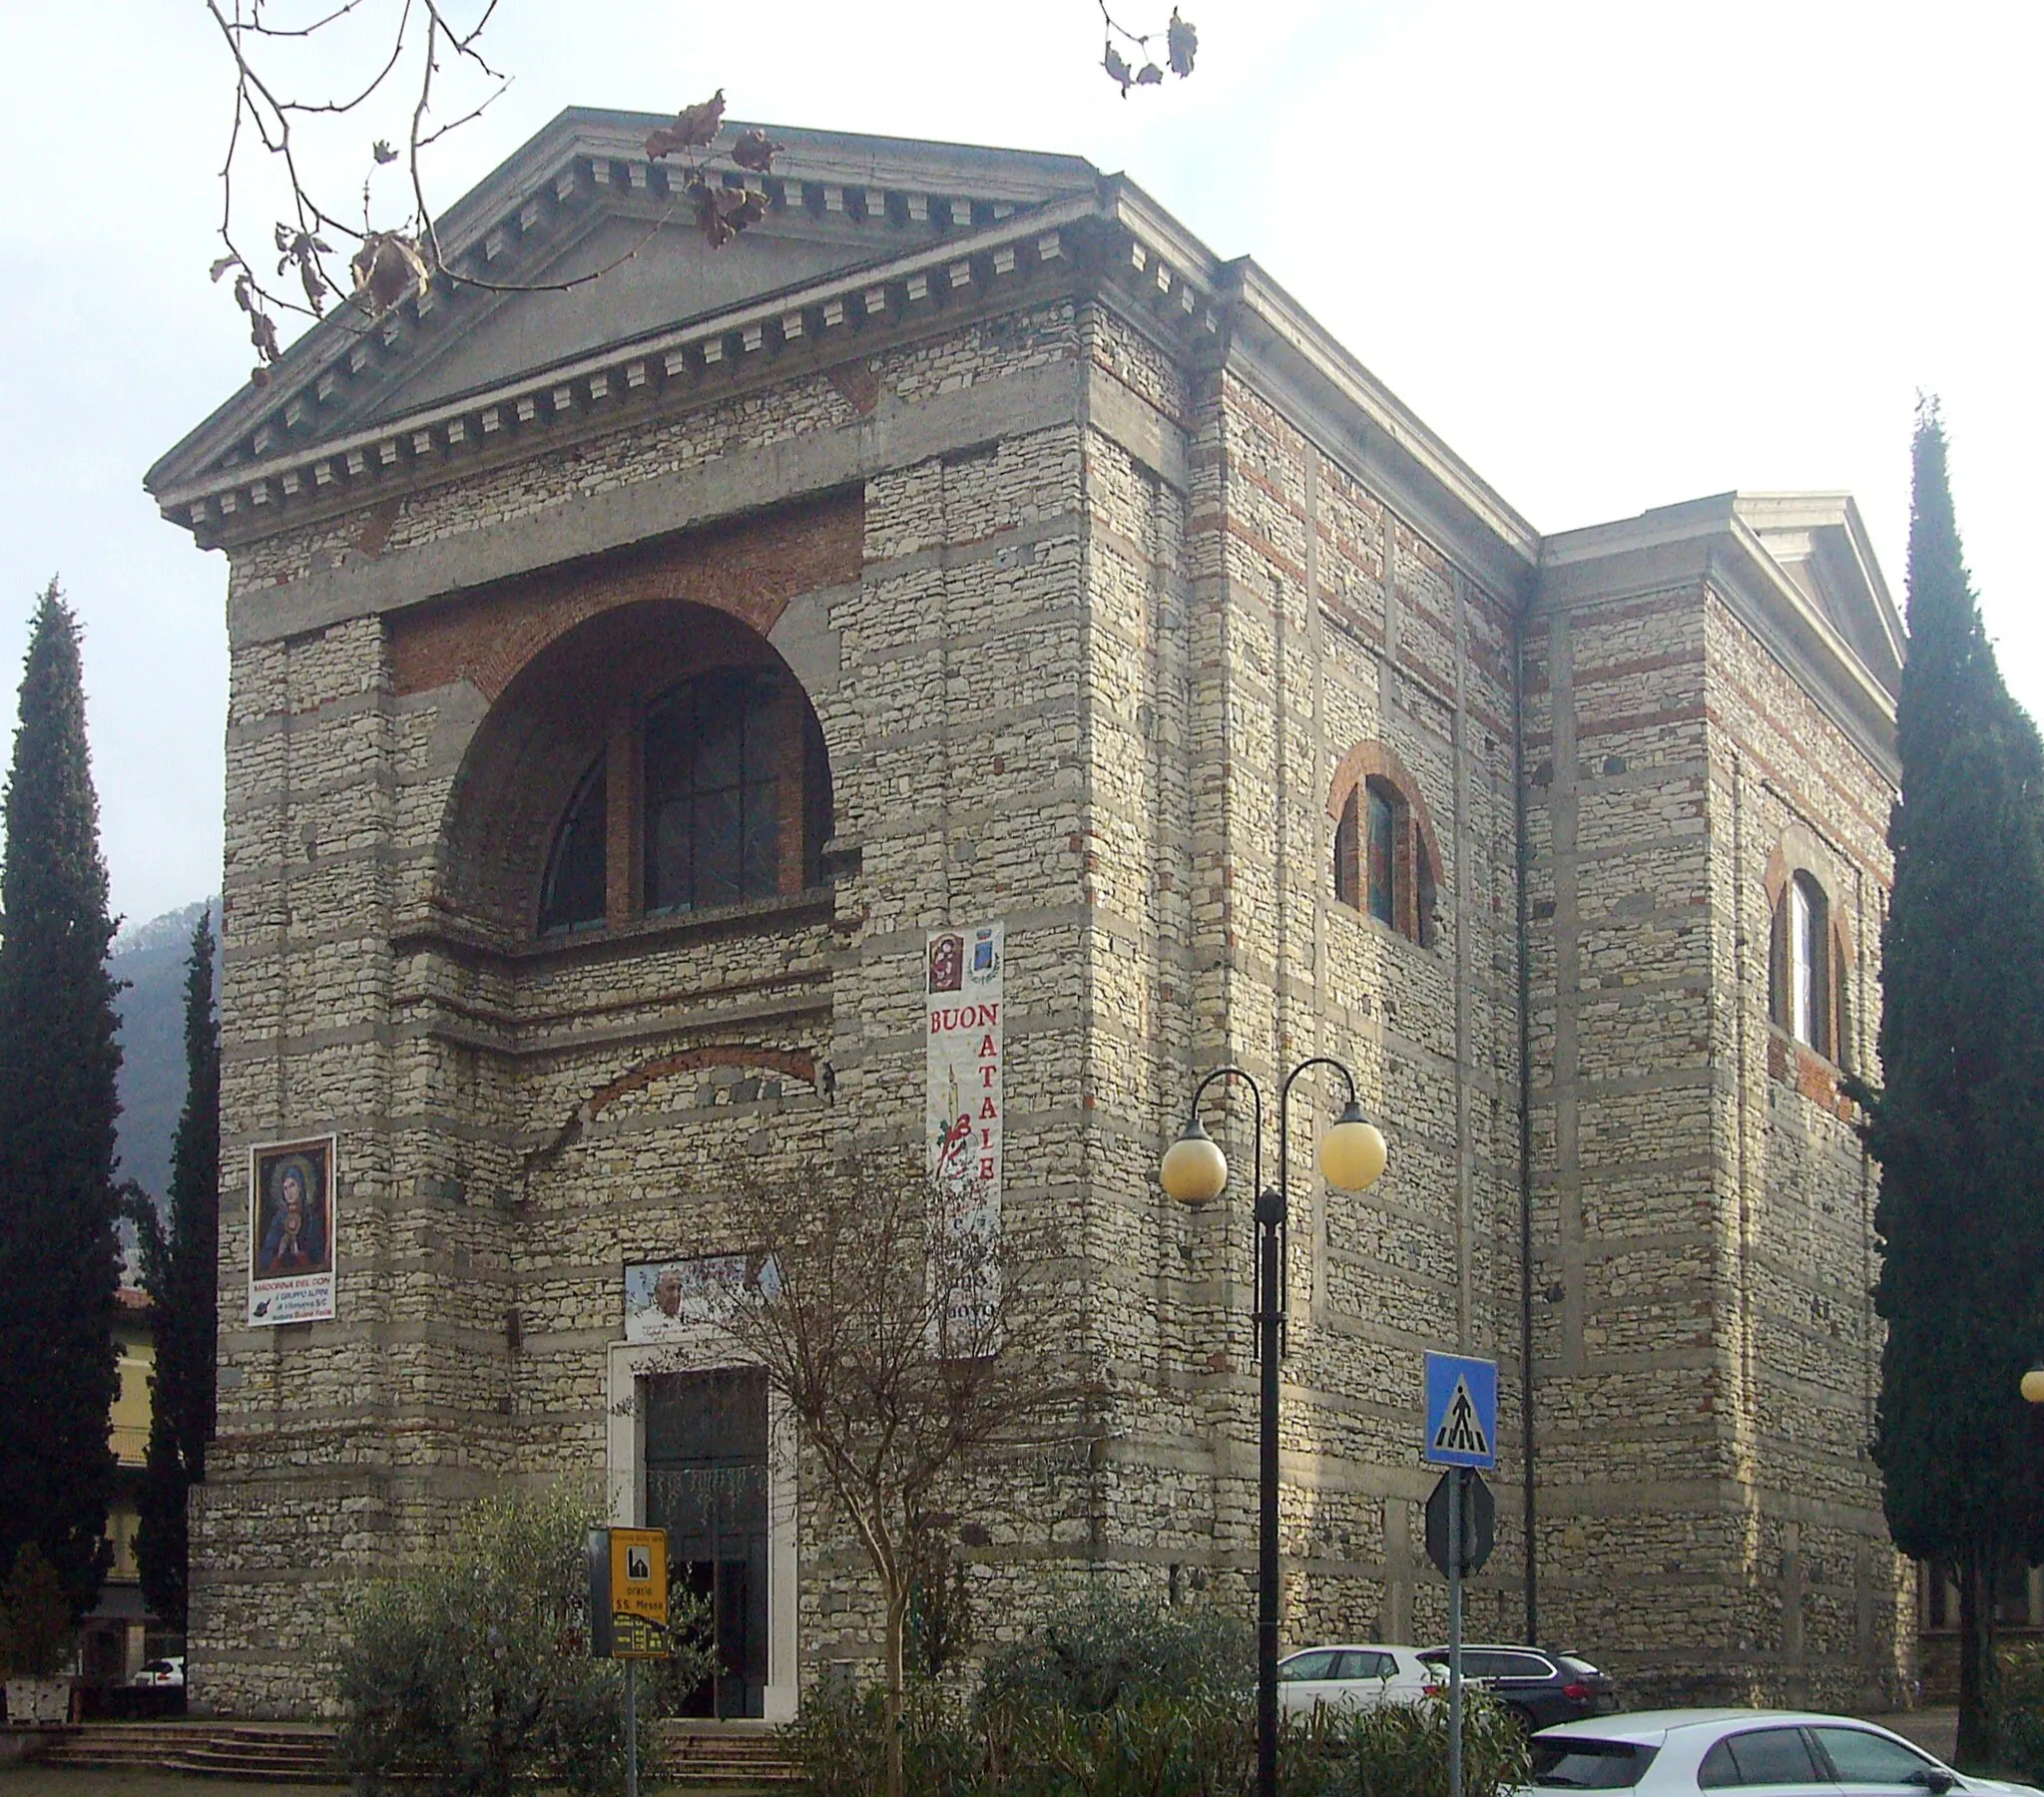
147,110,1104,509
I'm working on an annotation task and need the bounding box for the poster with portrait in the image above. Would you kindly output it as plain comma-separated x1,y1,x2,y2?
623,1252,777,1342
249,1136,337,1326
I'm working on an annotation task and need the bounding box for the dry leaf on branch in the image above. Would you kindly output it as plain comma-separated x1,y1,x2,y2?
691,182,766,248
274,225,334,316
1136,62,1164,85
210,255,241,284
1167,8,1198,78
350,230,429,312
646,89,726,160
372,139,398,165
1102,41,1135,95
731,128,781,173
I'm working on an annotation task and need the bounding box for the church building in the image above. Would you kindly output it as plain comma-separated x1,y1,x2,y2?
148,111,1911,1719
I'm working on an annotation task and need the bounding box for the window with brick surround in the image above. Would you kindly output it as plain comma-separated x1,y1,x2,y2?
1770,869,1844,1061
537,662,831,938
1331,768,1436,947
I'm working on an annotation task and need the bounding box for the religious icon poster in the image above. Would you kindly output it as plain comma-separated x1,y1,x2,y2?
249,1135,337,1326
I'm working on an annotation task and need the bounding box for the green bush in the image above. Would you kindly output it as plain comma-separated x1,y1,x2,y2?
977,1590,1254,1715
785,1595,1527,1797
1996,1642,2044,1783
334,1489,714,1797
780,1676,983,1797
1288,1693,1531,1797
0,1545,72,1679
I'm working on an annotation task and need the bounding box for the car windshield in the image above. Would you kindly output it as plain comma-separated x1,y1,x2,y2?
1528,1740,1657,1789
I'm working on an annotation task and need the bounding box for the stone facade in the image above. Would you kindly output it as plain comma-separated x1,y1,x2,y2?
150,111,1910,1718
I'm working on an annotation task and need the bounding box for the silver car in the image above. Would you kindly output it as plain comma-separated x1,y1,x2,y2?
1276,1643,1434,1715
1522,1709,2043,1795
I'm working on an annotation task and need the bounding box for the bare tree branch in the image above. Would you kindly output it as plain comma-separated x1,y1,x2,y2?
203,5,1199,385
652,1148,1103,1797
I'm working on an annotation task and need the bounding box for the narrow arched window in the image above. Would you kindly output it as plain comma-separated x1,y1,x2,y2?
1333,793,1360,910
538,752,607,935
1331,760,1436,948
1772,870,1834,1059
1365,781,1397,928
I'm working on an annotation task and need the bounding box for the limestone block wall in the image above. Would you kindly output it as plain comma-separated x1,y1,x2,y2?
1700,589,1906,1709
197,238,1909,1721
1523,564,1904,1707
1134,359,1527,1649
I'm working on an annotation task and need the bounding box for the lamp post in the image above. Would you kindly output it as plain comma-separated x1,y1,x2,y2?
1160,1057,1387,1797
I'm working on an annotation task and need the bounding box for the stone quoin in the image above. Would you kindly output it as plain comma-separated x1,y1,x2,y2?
149,110,1910,1719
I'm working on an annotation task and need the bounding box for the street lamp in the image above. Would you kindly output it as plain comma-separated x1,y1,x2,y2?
1160,1057,1387,1797
2023,1367,2044,1407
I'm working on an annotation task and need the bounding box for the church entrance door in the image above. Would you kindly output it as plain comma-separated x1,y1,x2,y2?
644,1367,769,1719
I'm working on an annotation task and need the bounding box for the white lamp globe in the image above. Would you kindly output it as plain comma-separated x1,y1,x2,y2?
1161,1123,1229,1206
1319,1103,1387,1192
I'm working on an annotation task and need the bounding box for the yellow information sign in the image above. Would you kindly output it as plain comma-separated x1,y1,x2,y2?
607,1527,669,1659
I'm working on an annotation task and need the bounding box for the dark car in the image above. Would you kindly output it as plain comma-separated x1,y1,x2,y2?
1417,1644,1616,1730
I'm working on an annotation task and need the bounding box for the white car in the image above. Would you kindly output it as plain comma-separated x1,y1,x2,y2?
1521,1709,2044,1795
131,1655,184,1688
1276,1643,1434,1715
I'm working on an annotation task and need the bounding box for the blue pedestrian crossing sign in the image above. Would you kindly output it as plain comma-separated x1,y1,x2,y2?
1424,1352,1498,1469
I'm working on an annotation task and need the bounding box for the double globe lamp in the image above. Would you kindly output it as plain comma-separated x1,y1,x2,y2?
1158,1076,1387,1797
1160,1099,1387,1206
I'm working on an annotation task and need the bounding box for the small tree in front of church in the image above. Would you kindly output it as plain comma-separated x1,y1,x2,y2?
1847,407,2044,1765
705,1150,1099,1797
0,584,125,1624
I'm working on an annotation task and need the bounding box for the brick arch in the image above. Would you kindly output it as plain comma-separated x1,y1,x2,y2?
1761,824,1855,969
1763,824,1856,1069
1326,739,1443,893
430,596,833,942
521,1044,824,1172
389,489,862,703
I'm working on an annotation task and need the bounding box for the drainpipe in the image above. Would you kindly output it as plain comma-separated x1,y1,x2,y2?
1515,619,1538,1646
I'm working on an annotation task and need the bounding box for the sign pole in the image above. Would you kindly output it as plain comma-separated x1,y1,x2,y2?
626,1655,639,1797
1448,1465,1464,1797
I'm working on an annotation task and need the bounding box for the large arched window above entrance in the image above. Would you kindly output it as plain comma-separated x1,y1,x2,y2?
537,661,832,937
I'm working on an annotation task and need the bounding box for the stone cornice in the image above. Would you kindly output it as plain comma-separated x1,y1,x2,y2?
149,113,1542,603
1537,494,1899,781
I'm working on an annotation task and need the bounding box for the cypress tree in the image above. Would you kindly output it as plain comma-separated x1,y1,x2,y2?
0,583,125,1620
134,910,220,1633
1853,408,2044,1762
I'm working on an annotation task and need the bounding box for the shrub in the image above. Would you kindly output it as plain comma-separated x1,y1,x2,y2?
334,1488,713,1797
1289,1692,1531,1797
780,1675,982,1797
1997,1642,2044,1783
976,1589,1254,1715
0,1545,73,1679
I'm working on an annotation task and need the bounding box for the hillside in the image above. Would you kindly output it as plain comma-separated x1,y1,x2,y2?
110,898,218,1206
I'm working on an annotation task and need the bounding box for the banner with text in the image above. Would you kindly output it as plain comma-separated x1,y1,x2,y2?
926,921,1004,1345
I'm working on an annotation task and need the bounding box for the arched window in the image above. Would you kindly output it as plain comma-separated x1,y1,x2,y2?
1330,762,1437,947
537,662,831,937
538,752,607,934
1771,869,1839,1059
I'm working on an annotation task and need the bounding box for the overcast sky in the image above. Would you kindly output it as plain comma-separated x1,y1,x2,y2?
2,1,2038,926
